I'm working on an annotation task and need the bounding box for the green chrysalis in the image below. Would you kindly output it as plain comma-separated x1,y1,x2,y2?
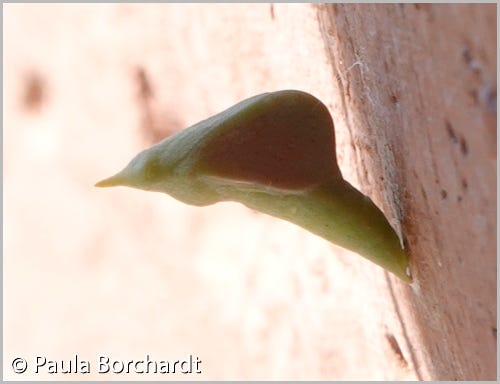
96,90,411,282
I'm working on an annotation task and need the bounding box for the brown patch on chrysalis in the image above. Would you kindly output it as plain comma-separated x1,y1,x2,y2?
199,91,341,190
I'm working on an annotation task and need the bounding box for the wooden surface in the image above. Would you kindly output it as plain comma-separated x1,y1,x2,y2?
4,3,496,380
317,4,497,380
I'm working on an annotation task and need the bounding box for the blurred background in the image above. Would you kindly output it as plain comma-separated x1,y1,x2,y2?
3,3,496,381
4,4,380,380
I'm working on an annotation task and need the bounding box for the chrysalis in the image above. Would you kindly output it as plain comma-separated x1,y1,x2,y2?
96,90,411,282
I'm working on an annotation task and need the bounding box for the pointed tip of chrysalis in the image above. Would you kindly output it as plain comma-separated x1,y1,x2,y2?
94,173,127,188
